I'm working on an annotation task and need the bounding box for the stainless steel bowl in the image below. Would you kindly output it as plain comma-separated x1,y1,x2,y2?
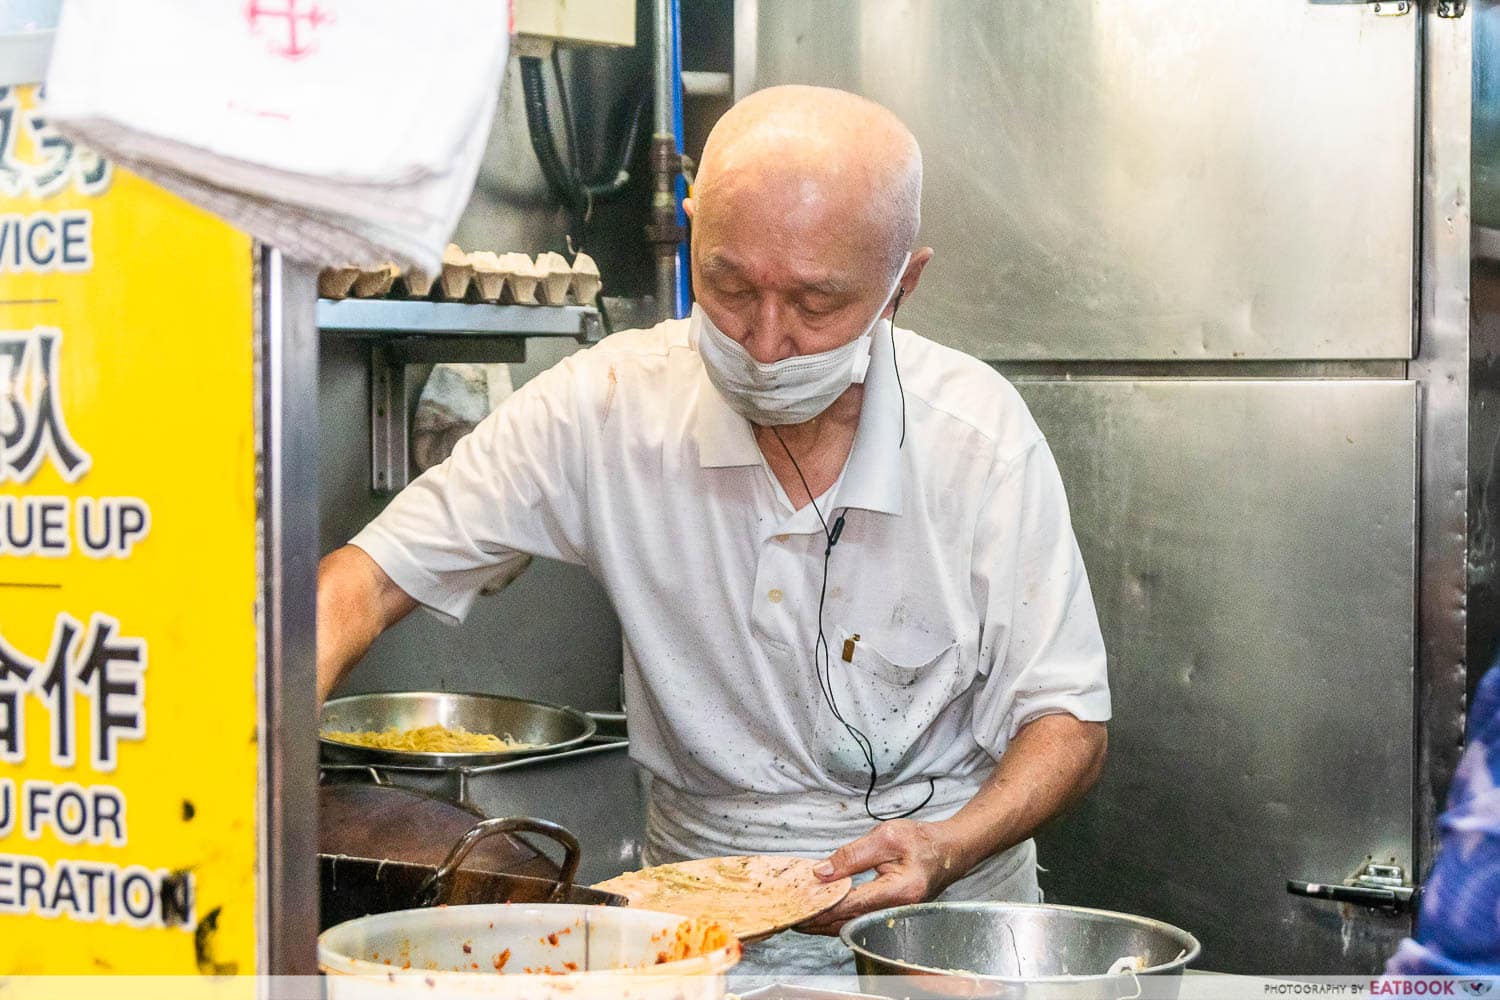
319,692,596,768
841,901,1200,999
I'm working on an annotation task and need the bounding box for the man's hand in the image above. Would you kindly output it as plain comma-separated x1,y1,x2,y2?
795,819,960,936
794,716,1108,937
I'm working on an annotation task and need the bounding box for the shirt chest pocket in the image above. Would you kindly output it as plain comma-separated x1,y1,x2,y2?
809,627,966,787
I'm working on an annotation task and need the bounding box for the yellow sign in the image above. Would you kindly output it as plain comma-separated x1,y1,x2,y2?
0,84,260,974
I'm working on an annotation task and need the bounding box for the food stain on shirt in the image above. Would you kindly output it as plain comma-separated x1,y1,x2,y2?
601,365,619,425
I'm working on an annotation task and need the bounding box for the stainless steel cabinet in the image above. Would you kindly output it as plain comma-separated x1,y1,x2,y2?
1014,379,1418,972
741,1,1419,361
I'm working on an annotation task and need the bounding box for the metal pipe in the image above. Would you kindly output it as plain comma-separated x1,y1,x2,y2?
652,0,675,139
649,0,686,321
258,247,322,974
670,0,691,320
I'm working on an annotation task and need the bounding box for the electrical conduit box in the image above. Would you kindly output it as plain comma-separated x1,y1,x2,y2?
513,0,635,49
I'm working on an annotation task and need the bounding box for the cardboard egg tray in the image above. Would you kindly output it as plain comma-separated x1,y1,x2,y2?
318,244,602,306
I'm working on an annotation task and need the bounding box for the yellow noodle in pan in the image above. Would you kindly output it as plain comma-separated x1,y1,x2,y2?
322,723,537,754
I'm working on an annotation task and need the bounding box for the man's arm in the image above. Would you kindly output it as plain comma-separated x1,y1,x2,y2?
316,545,419,703
798,713,1107,935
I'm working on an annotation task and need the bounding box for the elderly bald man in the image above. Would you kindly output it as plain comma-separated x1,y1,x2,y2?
317,85,1110,972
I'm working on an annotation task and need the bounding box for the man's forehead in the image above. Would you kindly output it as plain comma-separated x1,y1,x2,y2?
698,250,855,296
693,176,895,284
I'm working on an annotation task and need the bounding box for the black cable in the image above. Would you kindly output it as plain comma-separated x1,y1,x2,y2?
771,427,936,822
548,47,597,243
582,91,648,200
551,48,583,186
520,57,650,208
891,287,907,449
518,56,583,214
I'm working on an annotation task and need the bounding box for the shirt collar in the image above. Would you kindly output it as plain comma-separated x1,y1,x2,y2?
837,320,904,516
694,360,763,467
692,320,905,517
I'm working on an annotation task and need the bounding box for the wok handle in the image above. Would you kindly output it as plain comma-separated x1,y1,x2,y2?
416,817,582,906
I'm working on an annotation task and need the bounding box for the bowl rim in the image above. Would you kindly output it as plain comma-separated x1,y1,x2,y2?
318,691,598,766
838,900,1202,984
318,902,741,980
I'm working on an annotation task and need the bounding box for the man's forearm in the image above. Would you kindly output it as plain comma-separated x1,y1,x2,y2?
932,714,1108,882
802,713,1108,933
316,545,417,703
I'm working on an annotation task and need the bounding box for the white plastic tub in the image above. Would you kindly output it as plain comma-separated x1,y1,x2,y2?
319,903,740,1000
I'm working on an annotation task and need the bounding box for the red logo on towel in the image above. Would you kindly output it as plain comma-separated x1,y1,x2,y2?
245,0,335,60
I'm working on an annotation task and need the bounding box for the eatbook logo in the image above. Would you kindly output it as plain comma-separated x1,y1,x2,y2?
1462,984,1493,998
244,0,335,60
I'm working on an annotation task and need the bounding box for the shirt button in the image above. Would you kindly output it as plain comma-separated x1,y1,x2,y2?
767,588,784,604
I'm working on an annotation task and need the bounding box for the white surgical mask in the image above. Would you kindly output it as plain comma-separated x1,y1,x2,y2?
694,253,911,426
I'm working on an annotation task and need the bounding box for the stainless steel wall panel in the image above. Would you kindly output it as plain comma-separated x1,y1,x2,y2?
1013,379,1418,973
1469,260,1500,713
743,1,1419,362
1415,9,1473,876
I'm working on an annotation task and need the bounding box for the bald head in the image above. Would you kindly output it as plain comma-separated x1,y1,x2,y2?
695,85,922,269
685,86,932,365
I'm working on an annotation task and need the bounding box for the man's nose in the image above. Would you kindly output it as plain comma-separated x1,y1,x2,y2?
740,299,797,364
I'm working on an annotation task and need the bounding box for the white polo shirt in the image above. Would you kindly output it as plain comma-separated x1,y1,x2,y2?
352,317,1110,863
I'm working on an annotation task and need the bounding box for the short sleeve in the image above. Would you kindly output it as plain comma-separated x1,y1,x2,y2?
968,437,1111,758
350,357,590,624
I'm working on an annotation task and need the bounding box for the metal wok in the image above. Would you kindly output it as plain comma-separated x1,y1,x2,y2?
320,815,626,931
319,691,596,768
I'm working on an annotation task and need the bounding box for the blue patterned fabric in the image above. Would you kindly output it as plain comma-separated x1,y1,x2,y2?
1387,663,1500,975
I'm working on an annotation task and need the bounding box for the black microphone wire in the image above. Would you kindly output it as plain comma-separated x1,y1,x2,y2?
891,286,907,449
770,423,935,822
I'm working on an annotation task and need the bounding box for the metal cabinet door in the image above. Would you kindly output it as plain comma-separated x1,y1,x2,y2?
740,1,1418,362
1013,379,1418,973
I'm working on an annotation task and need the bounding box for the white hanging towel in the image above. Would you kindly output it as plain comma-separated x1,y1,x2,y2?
40,0,510,272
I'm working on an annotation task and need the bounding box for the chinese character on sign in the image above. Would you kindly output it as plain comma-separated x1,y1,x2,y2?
0,637,35,763
0,88,112,199
0,328,91,485
245,0,336,61
0,614,147,770
0,87,24,196
25,113,110,199
74,615,146,771
35,616,80,767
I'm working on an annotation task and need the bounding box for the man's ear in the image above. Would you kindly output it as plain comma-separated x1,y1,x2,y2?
683,196,697,220
884,247,935,317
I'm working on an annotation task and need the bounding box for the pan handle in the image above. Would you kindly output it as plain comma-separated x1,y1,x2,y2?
318,764,389,785
415,817,582,907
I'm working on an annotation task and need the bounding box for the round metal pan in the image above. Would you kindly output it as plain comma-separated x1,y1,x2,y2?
840,901,1199,995
319,692,596,768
